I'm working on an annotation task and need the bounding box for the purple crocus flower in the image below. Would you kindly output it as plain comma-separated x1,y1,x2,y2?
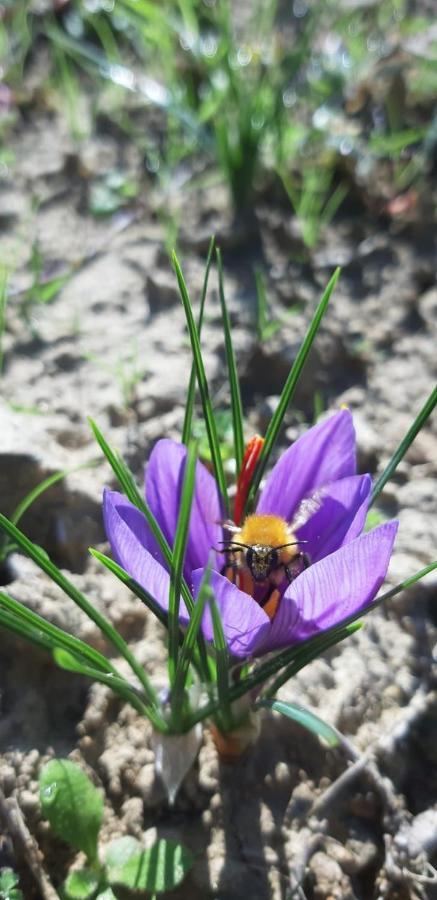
103,410,397,659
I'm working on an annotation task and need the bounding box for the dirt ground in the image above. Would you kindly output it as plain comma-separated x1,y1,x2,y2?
1,47,437,900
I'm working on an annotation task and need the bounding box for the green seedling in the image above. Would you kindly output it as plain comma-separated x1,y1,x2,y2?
39,759,194,899
83,346,149,410
0,868,23,900
89,170,139,218
0,461,97,567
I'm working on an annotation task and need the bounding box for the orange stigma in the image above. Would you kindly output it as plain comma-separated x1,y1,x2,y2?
234,435,264,525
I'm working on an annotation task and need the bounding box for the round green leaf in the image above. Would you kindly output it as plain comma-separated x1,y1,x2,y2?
63,869,100,900
105,837,142,873
39,759,103,862
0,868,23,900
108,840,194,894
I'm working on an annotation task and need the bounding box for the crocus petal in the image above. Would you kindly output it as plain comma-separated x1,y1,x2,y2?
191,568,270,658
296,473,372,563
103,489,189,623
146,439,223,580
257,521,398,653
257,409,356,522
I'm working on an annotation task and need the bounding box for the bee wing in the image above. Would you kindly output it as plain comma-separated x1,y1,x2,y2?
290,489,325,531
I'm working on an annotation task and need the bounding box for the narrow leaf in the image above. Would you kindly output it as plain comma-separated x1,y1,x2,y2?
88,419,194,615
171,569,212,729
182,236,215,445
52,649,165,725
173,252,229,514
39,759,103,863
260,699,341,746
168,442,197,680
216,247,244,473
0,590,117,674
208,592,232,731
0,514,157,706
245,268,340,512
89,548,169,627
371,386,437,503
10,462,96,530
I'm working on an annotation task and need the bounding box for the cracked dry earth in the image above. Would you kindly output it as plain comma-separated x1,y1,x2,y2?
0,98,437,900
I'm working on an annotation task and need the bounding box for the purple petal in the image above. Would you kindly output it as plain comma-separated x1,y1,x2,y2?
191,568,270,658
257,409,356,522
146,440,223,581
297,473,372,563
257,521,398,653
103,489,190,623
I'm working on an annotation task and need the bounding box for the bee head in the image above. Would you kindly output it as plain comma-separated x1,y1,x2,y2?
246,546,279,582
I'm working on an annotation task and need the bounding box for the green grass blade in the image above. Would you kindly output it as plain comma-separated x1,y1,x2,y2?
88,417,194,615
0,513,158,707
10,461,96,530
0,606,66,656
259,699,341,747
168,442,197,680
173,252,229,514
170,570,211,730
371,386,437,504
262,622,362,697
89,548,169,628
0,589,118,674
53,649,166,727
182,236,215,445
216,247,244,474
208,592,232,731
245,268,340,512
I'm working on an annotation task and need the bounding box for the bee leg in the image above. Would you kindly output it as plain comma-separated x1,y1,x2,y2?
299,552,311,569
260,586,281,620
284,553,310,583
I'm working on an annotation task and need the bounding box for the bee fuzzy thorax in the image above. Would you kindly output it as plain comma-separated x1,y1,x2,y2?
238,514,292,548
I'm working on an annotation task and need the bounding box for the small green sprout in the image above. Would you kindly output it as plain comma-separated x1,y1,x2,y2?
39,759,194,899
0,868,23,900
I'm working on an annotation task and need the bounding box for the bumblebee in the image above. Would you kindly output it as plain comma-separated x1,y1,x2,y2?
221,511,312,620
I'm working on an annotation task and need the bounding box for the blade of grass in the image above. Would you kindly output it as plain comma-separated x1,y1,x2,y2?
7,460,98,538
245,268,340,513
371,386,437,504
89,548,169,628
170,569,212,730
216,247,244,474
0,589,118,675
53,648,166,727
259,699,341,747
0,513,158,707
182,236,215,445
172,252,229,515
208,591,232,732
88,421,212,683
263,622,363,697
89,548,209,681
88,417,194,614
168,442,197,681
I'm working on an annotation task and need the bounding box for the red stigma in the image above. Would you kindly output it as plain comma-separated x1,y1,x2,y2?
234,435,264,525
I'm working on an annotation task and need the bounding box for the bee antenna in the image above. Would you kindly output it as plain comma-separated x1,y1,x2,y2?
219,540,250,552
276,540,308,550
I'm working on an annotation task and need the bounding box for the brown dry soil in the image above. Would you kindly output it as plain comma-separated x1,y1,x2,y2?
1,72,437,900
